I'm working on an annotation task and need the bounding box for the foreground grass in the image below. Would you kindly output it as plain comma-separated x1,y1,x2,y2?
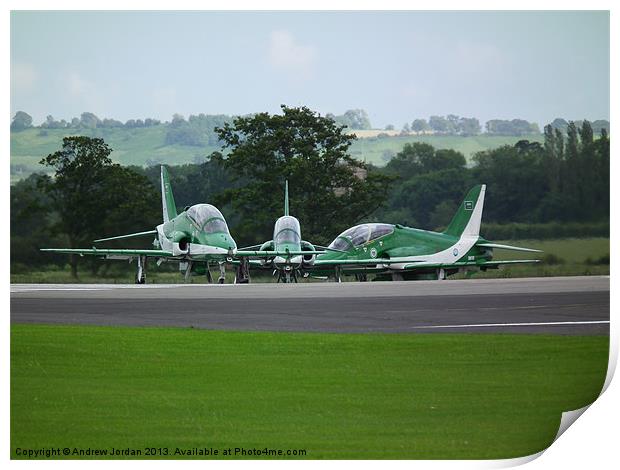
11,325,608,459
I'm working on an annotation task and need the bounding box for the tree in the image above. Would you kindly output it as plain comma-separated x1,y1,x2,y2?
384,143,466,180
80,112,100,129
458,117,481,136
212,105,391,245
11,111,33,131
39,136,159,278
327,109,372,130
543,125,560,193
429,115,449,134
411,119,430,133
472,143,547,222
550,118,568,133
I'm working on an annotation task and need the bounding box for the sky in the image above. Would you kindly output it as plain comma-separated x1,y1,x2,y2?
10,10,610,129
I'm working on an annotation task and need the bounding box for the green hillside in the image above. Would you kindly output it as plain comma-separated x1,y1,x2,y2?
349,133,544,164
10,127,543,182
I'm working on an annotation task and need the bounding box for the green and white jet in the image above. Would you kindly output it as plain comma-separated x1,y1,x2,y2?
310,184,542,282
42,166,319,284
237,180,335,283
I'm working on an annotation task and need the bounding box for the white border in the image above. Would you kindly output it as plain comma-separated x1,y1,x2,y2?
4,2,616,469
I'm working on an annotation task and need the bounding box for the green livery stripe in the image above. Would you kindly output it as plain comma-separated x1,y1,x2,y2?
160,165,178,222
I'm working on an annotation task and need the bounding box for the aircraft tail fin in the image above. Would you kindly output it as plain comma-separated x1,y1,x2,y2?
161,165,178,223
443,184,486,238
284,180,289,216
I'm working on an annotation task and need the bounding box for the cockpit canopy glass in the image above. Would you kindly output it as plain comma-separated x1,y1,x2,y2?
328,223,394,250
274,216,301,245
186,204,230,234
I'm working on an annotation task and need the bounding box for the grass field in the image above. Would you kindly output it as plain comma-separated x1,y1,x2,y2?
10,127,543,182
10,237,609,284
11,325,608,459
348,133,543,166
459,238,610,279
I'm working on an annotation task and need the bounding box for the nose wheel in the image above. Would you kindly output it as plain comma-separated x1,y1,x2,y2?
276,268,298,283
218,261,226,284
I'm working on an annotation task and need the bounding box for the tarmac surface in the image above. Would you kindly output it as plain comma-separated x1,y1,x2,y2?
10,276,610,335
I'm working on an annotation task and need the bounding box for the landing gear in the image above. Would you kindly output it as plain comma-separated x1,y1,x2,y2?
355,273,367,282
334,266,342,283
276,267,298,283
206,262,213,283
235,257,250,284
135,255,147,284
218,261,226,284
436,268,446,280
184,261,193,283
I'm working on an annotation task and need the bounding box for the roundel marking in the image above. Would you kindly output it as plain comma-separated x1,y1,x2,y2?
370,247,378,258
453,248,459,257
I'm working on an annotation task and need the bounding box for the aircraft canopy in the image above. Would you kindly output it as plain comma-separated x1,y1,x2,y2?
274,216,301,244
186,204,230,234
328,223,394,251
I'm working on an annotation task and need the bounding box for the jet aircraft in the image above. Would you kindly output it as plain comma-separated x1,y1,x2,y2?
42,166,316,284
238,180,336,283
310,184,542,282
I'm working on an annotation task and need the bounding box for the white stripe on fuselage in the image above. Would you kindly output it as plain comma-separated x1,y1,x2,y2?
386,186,486,270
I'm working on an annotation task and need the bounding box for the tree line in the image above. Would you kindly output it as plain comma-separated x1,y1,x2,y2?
12,109,609,138
374,119,609,228
391,115,610,137
10,108,609,277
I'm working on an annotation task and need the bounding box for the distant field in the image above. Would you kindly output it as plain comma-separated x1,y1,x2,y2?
11,325,608,459
348,133,544,166
10,127,543,182
459,237,610,279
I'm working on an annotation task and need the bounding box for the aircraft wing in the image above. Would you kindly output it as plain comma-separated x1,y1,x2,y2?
386,259,541,270
41,248,174,260
312,258,427,266
93,230,158,243
313,245,349,253
235,250,327,257
312,258,541,268
477,243,542,253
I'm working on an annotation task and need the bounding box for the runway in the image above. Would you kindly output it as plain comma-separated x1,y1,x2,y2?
10,276,610,335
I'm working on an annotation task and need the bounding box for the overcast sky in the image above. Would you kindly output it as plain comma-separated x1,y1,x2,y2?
10,10,610,128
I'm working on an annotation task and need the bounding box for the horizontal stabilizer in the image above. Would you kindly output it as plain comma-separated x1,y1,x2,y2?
477,243,543,253
480,259,541,266
94,230,158,243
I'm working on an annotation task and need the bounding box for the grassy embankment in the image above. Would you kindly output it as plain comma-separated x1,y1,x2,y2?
11,127,543,182
11,325,608,459
452,237,609,279
10,237,609,284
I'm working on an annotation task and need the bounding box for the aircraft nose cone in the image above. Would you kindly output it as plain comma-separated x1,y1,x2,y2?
275,255,302,265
